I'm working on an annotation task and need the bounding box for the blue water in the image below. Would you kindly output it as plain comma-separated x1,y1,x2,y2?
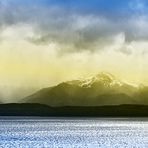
0,117,148,148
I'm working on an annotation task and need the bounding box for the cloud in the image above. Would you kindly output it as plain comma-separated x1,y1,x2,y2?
27,15,118,52
0,0,148,55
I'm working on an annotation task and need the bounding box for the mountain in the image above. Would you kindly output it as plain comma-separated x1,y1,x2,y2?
22,72,148,106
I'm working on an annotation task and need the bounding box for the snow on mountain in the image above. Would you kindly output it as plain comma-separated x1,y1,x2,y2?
68,72,133,88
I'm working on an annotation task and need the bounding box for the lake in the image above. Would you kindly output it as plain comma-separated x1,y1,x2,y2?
0,117,148,147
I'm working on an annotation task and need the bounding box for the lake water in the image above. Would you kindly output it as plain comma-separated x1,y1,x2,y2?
0,117,148,148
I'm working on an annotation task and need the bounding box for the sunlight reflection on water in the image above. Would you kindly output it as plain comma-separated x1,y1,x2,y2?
0,117,148,148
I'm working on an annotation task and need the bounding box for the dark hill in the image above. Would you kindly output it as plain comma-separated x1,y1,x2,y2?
1,103,148,117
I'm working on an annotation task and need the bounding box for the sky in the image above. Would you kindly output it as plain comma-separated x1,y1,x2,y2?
0,0,148,101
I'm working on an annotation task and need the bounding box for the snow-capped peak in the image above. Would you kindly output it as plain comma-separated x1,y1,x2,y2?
67,72,124,88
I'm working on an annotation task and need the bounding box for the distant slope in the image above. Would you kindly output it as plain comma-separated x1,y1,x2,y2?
1,103,148,117
22,72,148,106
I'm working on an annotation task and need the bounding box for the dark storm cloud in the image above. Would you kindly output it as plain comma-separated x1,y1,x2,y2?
1,0,148,53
